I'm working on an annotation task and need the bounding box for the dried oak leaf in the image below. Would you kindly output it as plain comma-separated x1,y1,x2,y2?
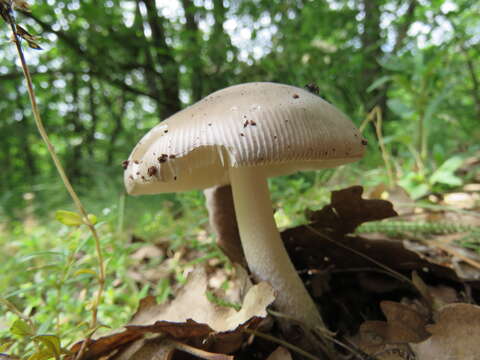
306,186,398,234
69,267,274,360
282,224,477,288
127,267,274,334
411,303,480,360
360,301,430,346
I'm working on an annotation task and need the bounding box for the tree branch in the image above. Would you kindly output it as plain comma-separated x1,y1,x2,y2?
139,0,181,117
23,11,161,101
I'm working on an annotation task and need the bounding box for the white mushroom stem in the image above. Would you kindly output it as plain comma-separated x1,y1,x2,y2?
229,166,324,329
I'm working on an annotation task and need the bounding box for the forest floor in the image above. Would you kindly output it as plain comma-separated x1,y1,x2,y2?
65,180,480,359
1,158,480,360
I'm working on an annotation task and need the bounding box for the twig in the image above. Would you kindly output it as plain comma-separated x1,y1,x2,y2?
168,339,233,360
0,297,34,329
243,328,321,360
305,225,413,286
267,309,364,358
360,106,396,187
427,240,480,270
395,202,480,217
372,106,395,187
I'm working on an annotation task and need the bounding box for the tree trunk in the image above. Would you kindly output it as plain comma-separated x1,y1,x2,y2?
67,72,84,180
106,91,127,166
15,88,37,179
85,75,99,158
180,0,204,102
360,0,384,113
140,0,181,118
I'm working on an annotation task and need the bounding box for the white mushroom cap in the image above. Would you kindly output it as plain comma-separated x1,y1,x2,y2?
124,82,366,195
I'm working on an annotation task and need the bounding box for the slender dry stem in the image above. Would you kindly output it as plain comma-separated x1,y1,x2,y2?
4,6,105,357
0,298,34,329
168,339,234,360
360,106,396,187
305,225,413,286
243,328,321,360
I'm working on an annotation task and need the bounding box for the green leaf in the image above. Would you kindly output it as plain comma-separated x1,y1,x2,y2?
379,57,406,71
27,349,55,360
55,210,98,226
33,335,61,360
0,341,14,352
10,319,35,337
367,75,391,92
73,268,97,277
55,210,83,226
387,99,413,118
399,173,430,200
423,83,453,127
430,157,464,186
87,213,98,225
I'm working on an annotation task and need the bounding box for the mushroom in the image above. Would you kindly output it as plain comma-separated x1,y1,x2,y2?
124,82,366,329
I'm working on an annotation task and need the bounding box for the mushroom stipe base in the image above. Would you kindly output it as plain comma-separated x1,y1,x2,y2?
229,166,324,329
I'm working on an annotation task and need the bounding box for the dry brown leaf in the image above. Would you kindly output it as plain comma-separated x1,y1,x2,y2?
371,346,415,360
131,245,164,262
355,300,427,360
265,346,292,360
306,185,398,234
69,267,274,360
129,267,274,333
368,184,415,216
403,239,480,281
411,271,434,310
412,303,480,360
426,285,458,305
69,331,144,360
360,300,430,346
211,264,251,306
463,183,480,192
347,334,414,360
442,192,477,209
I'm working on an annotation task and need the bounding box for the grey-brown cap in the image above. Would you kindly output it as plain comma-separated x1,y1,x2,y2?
124,82,366,195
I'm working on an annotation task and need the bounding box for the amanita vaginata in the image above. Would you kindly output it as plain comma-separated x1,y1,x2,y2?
124,82,366,329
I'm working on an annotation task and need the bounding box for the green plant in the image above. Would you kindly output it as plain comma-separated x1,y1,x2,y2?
1,313,69,360
398,155,466,199
0,2,105,356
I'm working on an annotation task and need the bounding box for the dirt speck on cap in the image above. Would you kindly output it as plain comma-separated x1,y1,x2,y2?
158,154,168,163
147,166,157,176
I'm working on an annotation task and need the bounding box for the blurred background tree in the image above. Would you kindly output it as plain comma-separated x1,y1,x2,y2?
0,0,479,218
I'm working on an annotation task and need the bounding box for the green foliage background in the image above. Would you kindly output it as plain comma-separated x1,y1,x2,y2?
1,0,479,219
0,0,479,354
